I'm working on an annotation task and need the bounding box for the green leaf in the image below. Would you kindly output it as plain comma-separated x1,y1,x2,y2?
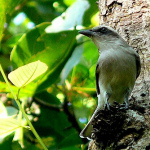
6,34,23,48
8,60,48,88
58,131,82,148
0,0,6,41
0,133,14,149
0,81,36,98
10,23,78,91
0,0,24,41
32,91,82,149
0,118,23,136
83,0,99,26
60,45,83,83
4,0,23,15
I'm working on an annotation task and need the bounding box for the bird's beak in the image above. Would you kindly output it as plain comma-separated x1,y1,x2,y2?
79,29,94,37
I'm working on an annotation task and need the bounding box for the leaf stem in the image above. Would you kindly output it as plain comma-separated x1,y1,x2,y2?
73,87,96,92
0,64,48,150
16,101,48,150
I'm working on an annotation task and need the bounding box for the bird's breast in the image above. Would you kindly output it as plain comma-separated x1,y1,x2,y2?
98,50,136,103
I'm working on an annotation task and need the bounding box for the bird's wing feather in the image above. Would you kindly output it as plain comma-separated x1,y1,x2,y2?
122,46,141,79
135,53,141,78
96,62,100,95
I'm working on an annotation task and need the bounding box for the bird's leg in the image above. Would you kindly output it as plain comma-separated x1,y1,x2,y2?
105,92,110,110
124,91,129,109
121,89,130,109
124,99,129,109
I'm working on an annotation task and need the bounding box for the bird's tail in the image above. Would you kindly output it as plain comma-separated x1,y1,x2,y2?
79,106,100,140
79,95,103,139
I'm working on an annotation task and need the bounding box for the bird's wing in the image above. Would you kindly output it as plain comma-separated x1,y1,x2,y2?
123,46,141,79
135,53,141,79
96,62,100,95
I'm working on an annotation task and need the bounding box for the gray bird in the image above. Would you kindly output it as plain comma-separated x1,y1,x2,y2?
79,25,141,139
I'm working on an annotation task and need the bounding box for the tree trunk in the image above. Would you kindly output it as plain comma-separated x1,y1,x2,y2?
88,0,150,149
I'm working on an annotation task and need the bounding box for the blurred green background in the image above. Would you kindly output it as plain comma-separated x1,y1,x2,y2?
0,0,100,149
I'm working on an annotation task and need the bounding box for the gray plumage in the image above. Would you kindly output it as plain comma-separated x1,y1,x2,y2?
79,25,141,139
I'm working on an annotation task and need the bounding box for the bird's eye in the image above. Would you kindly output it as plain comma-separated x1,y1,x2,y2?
99,27,108,33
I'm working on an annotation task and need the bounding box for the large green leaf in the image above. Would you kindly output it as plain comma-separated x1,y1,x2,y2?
10,23,78,91
44,0,89,85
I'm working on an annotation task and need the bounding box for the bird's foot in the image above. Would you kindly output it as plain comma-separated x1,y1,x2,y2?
104,102,110,110
120,103,129,110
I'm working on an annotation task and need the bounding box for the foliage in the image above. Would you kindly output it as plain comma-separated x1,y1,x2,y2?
0,0,99,149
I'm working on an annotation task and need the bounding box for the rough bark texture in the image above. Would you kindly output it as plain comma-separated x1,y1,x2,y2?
88,0,150,149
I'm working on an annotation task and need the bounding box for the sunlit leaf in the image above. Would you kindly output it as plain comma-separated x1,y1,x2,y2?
64,0,76,6
0,0,5,41
45,0,90,33
10,23,78,91
8,60,48,88
13,110,27,148
0,104,21,144
0,118,23,136
0,101,7,118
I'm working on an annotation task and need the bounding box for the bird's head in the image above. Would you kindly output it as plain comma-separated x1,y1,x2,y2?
79,25,125,51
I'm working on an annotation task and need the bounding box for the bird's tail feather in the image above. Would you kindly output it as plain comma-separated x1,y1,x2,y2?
79,106,100,140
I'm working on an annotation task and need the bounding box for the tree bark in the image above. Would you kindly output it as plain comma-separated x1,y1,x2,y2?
88,0,150,149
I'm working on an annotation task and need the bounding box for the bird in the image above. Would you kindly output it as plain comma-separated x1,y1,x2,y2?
79,25,141,140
